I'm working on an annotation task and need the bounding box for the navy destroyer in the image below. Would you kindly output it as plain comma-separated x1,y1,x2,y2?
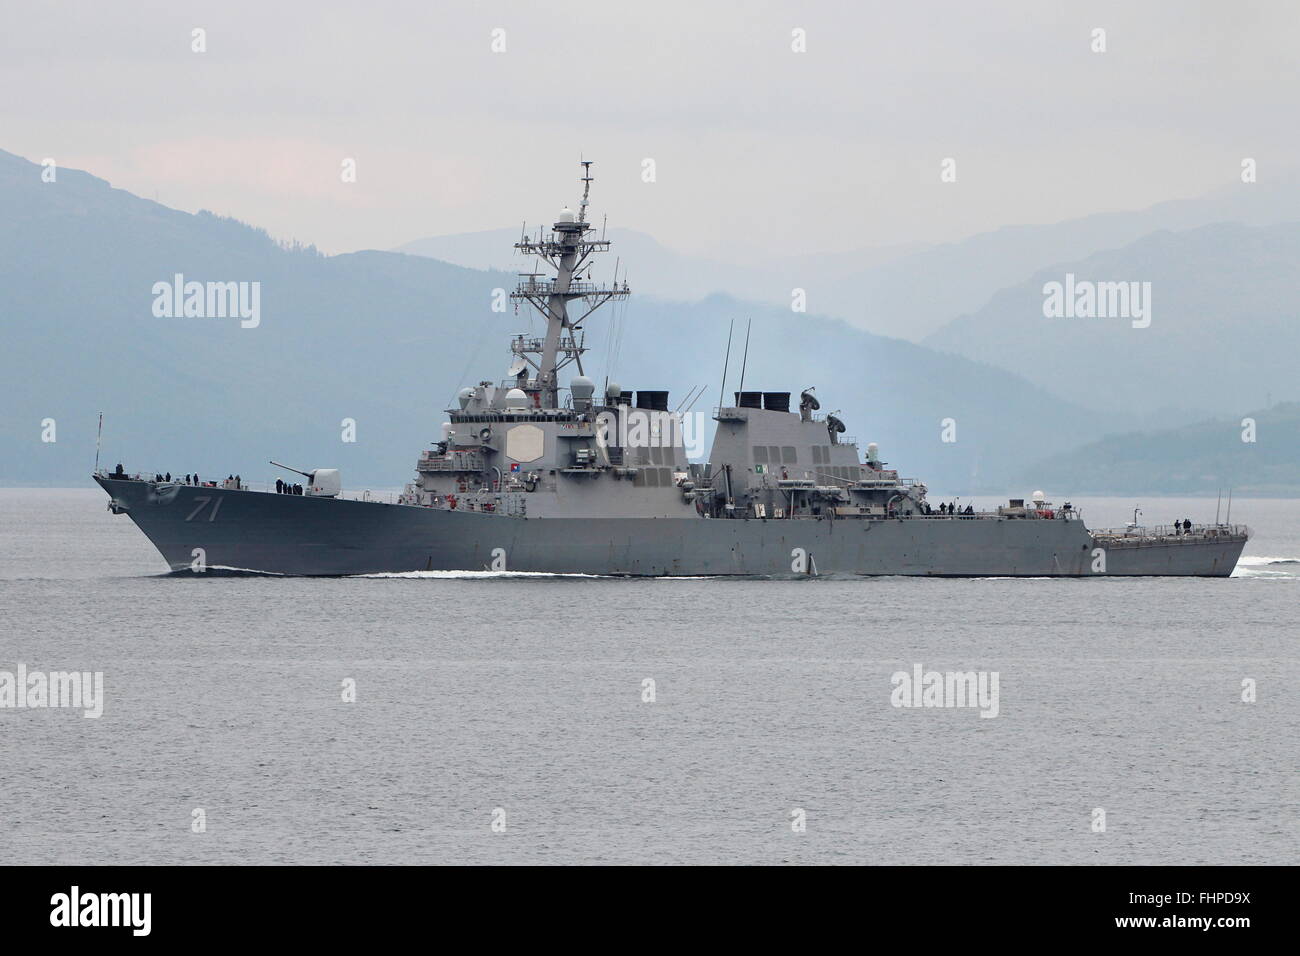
94,164,1249,577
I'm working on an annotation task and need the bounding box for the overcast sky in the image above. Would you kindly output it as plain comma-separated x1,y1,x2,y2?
5,0,1298,259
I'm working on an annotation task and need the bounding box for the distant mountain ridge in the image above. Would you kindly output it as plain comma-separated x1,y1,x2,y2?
5,146,1296,498
398,177,1300,343
0,147,1112,494
922,221,1300,417
1022,403,1300,496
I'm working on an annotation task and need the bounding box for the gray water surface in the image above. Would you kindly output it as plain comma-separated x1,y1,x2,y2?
1,489,1296,864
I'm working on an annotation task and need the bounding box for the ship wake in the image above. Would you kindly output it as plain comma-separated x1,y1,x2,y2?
1231,555,1300,578
354,570,614,580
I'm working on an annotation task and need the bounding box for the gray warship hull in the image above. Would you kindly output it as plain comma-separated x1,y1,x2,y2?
95,477,1248,577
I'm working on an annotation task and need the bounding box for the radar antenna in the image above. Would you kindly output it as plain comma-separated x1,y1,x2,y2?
510,161,630,408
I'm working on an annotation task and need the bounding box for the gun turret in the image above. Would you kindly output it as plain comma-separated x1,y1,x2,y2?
270,461,341,497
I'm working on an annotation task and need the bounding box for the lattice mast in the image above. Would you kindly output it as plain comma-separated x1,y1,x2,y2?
511,161,629,409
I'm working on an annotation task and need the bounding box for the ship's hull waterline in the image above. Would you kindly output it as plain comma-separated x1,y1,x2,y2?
97,478,1248,578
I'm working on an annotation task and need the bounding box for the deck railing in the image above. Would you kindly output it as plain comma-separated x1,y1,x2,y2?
1094,523,1249,539
94,469,399,503
513,279,609,297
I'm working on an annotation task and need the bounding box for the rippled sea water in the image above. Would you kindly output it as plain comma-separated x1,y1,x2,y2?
1,489,1296,865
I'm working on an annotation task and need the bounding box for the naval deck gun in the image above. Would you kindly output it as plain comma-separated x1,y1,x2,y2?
270,461,340,497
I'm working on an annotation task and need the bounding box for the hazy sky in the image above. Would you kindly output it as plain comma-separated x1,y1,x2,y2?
5,1,1298,259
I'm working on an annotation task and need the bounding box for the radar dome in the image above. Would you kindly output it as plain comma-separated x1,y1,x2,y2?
457,387,474,409
571,376,595,412
1032,490,1046,503
504,388,530,409
557,207,576,223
